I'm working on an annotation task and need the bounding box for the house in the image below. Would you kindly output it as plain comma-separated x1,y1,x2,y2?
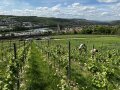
22,22,33,28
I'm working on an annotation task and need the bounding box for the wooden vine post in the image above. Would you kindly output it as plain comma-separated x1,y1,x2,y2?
47,39,50,60
19,40,20,49
41,41,43,53
9,40,12,47
13,43,17,59
1,40,3,61
93,44,94,49
92,44,95,59
57,45,61,71
13,43,19,90
24,40,26,60
68,41,71,80
48,39,50,47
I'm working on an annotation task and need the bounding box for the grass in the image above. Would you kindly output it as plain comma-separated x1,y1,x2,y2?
51,34,119,39
25,43,60,90
36,35,120,90
0,35,120,90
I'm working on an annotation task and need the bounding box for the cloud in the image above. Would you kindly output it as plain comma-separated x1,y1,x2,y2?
101,12,109,16
68,3,96,12
36,7,48,11
0,1,120,21
72,3,80,8
82,6,95,11
51,4,61,12
97,0,118,3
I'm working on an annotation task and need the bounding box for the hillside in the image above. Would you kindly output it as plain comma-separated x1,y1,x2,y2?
110,20,120,25
0,15,111,27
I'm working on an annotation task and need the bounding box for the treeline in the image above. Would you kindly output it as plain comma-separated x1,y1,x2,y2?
14,16,113,27
0,15,110,27
80,25,120,35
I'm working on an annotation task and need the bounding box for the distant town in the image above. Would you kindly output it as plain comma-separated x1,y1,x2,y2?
0,15,120,39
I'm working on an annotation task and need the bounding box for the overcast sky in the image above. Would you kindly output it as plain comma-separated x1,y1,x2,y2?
0,0,120,21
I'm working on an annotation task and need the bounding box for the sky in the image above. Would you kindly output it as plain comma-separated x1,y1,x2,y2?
0,0,120,21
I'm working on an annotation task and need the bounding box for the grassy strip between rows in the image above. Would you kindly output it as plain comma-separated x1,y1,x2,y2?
26,42,60,90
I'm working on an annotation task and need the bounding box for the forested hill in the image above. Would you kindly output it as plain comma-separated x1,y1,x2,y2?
110,20,120,25
0,15,115,26
0,15,120,27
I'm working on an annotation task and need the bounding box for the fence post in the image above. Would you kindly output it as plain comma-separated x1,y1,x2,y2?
13,43,19,90
92,44,95,59
24,40,26,60
101,42,103,51
48,39,50,47
13,43,17,59
1,40,3,61
41,41,43,53
19,40,20,49
93,44,94,49
47,39,50,60
68,41,71,80
9,40,12,47
56,45,61,71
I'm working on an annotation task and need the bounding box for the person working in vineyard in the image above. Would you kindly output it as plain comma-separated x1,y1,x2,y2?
78,44,87,55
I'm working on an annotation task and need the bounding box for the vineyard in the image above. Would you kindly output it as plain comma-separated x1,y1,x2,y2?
0,35,120,90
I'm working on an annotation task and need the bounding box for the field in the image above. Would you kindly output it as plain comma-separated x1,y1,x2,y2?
0,35,120,90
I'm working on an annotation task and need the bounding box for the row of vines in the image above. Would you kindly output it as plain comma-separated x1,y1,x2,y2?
0,40,31,90
0,37,120,90
35,39,120,90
